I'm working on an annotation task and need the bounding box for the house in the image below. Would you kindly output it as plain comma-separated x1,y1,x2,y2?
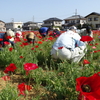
22,21,38,30
63,15,86,29
5,22,23,31
42,17,63,28
85,12,100,29
36,22,43,28
0,20,6,31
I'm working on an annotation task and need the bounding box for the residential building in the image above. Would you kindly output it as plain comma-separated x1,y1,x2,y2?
36,22,43,28
5,22,23,31
22,21,38,30
0,20,6,31
63,15,86,29
85,12,100,29
42,17,63,28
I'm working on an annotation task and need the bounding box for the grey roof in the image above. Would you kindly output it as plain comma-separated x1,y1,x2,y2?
44,17,63,22
64,15,85,20
85,12,100,18
24,21,37,24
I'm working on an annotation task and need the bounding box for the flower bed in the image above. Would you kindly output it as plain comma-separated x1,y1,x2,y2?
0,30,100,100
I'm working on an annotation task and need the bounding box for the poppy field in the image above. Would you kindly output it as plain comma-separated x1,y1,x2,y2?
0,30,100,100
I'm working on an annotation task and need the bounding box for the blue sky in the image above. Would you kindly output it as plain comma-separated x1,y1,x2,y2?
0,0,100,23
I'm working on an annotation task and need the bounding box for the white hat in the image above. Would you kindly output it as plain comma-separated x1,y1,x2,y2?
56,28,60,31
6,29,15,41
69,26,77,30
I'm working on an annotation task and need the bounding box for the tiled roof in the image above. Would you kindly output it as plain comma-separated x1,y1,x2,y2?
64,15,85,20
44,17,63,21
85,12,100,18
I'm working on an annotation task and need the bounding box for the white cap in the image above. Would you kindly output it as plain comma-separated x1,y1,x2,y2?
69,26,77,30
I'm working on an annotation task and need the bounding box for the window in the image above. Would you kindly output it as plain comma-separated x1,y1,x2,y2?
77,20,80,23
94,17,98,21
96,24,100,28
65,20,69,23
88,18,92,21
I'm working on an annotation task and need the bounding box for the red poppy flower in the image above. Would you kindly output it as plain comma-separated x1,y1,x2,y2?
14,37,21,42
2,76,11,81
15,33,20,37
4,41,10,45
37,41,42,44
18,83,32,96
22,42,29,46
24,63,38,75
38,36,43,39
23,39,27,41
83,59,90,65
58,47,63,49
47,37,54,41
4,63,17,74
9,47,13,51
24,63,38,71
76,72,100,100
89,44,93,46
93,50,98,53
5,36,12,40
0,38,3,41
19,56,24,58
35,45,39,48
95,43,99,45
80,36,93,42
31,47,34,50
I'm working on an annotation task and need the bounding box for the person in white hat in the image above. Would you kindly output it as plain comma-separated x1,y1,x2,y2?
51,26,87,63
0,29,15,50
15,31,22,38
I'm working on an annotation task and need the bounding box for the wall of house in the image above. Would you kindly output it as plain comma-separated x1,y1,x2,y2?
53,21,62,26
0,22,6,31
6,22,23,30
86,15,100,29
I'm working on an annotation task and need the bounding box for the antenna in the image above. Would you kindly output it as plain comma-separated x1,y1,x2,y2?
11,18,14,22
75,9,77,15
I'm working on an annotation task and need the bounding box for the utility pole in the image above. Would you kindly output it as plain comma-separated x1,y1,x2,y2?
33,16,34,22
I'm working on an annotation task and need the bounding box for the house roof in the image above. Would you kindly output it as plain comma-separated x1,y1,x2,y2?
64,15,85,20
43,17,63,22
85,12,100,18
24,21,37,24
0,20,5,23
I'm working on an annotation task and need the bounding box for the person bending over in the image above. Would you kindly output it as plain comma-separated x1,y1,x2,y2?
26,32,36,45
39,27,51,37
51,26,87,63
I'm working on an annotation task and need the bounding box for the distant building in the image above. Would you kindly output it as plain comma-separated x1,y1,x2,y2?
63,15,86,29
22,21,38,30
42,17,63,28
5,22,23,31
85,12,100,29
36,22,43,28
0,20,6,31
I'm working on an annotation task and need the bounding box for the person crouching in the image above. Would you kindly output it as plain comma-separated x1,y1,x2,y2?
26,32,36,45
0,29,15,50
51,26,87,63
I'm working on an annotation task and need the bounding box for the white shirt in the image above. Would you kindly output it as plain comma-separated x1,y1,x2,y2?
53,30,84,50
